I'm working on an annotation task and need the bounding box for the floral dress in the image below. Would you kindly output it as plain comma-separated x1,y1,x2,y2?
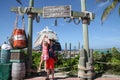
41,44,49,60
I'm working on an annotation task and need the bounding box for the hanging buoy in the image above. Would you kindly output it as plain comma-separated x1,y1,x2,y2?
13,29,27,49
12,15,27,49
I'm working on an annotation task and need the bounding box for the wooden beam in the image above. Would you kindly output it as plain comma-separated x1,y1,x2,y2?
11,7,85,18
71,11,84,18
11,7,43,14
11,7,95,20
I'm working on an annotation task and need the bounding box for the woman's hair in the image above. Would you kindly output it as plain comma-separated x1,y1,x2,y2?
49,39,55,42
43,41,48,46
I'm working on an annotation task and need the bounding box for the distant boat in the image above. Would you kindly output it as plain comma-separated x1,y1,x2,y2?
34,26,61,51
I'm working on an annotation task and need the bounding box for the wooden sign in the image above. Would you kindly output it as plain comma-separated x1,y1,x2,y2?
43,5,71,18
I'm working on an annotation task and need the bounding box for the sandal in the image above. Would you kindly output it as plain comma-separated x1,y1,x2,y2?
37,67,41,72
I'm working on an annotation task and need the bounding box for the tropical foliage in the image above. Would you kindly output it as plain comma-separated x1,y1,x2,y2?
55,53,79,69
94,47,120,75
30,47,120,75
31,51,41,69
97,0,120,23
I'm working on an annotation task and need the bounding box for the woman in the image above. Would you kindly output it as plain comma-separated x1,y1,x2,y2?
37,36,49,72
46,39,55,80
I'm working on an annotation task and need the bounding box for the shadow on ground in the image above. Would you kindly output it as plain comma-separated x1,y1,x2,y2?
24,71,47,79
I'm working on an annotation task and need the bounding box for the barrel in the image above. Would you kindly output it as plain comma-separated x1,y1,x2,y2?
1,49,10,63
12,63,26,80
0,63,12,80
13,29,27,49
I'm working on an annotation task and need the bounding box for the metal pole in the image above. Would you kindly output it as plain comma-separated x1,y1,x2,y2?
27,0,34,75
81,0,89,58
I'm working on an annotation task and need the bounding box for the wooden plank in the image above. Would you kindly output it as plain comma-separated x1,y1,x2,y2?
71,11,84,18
11,7,43,14
43,5,71,18
11,7,85,18
96,61,112,65
11,7,95,19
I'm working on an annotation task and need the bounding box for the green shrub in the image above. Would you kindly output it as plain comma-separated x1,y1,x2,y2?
94,47,120,75
32,51,41,69
55,53,79,73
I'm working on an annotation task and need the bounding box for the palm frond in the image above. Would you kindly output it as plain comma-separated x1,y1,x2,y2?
96,0,110,2
16,0,22,5
118,7,120,16
101,0,118,23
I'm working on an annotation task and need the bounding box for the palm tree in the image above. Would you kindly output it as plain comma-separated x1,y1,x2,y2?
97,0,120,23
16,0,22,5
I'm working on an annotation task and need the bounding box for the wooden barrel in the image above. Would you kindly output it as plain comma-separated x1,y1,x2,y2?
12,63,26,80
13,29,27,49
1,49,10,63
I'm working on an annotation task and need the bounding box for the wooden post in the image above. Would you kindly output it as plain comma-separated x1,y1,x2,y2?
87,49,95,80
81,0,90,59
78,42,80,51
78,0,94,80
65,42,67,53
69,42,71,58
78,49,86,80
27,0,34,76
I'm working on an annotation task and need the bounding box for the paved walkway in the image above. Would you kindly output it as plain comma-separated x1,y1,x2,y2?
25,76,120,80
24,70,120,80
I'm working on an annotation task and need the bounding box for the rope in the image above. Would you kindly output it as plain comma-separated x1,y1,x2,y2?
73,17,81,25
22,16,25,30
78,71,95,78
64,16,73,23
14,14,25,30
14,14,18,29
36,13,40,23
18,7,28,16
78,65,94,71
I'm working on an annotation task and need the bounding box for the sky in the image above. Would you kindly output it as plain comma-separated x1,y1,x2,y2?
0,0,120,49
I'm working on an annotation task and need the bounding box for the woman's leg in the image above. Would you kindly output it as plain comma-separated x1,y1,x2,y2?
44,61,47,71
51,69,54,79
38,59,43,72
46,69,50,79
